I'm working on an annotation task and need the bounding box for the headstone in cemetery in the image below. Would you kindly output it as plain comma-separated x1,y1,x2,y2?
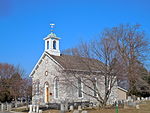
133,95,136,101
128,101,136,107
65,101,68,111
73,110,79,113
127,96,131,101
7,104,12,111
70,105,74,111
1,103,4,111
60,103,65,112
33,105,36,112
21,98,23,103
145,97,148,100
124,105,129,109
136,105,140,109
78,105,82,111
15,102,18,108
60,100,68,113
88,102,93,109
36,105,39,113
6,103,9,111
45,104,49,108
141,97,144,101
81,110,88,113
92,102,97,107
96,102,100,107
137,97,140,101
29,105,33,113
39,110,42,113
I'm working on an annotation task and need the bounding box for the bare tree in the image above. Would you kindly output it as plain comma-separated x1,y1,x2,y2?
101,24,150,95
0,63,32,103
61,40,120,107
61,24,150,106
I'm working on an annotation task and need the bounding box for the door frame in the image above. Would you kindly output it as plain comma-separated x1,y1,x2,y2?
44,82,49,103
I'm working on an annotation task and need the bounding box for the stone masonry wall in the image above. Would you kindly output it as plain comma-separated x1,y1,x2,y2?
31,54,118,105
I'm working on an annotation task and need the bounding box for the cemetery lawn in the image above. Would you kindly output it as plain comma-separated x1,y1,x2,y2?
11,101,150,113
42,101,150,113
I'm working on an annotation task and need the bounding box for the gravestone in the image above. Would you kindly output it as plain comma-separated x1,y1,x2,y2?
36,105,39,113
141,97,144,101
65,101,68,111
128,96,131,101
60,103,65,113
81,110,88,113
128,101,136,107
1,103,4,111
60,100,68,113
15,102,18,108
39,110,42,113
78,106,82,111
136,105,140,109
132,95,136,101
7,104,12,111
29,105,33,113
33,105,36,112
70,105,74,111
73,110,79,113
145,97,148,100
96,103,100,107
137,97,140,101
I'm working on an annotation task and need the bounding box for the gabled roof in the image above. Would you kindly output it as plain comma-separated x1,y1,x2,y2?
47,52,104,72
29,52,64,77
30,52,104,77
118,86,128,92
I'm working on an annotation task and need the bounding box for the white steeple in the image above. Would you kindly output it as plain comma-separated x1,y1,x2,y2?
44,24,60,56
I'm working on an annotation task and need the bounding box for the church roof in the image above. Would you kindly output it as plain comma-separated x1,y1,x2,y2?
47,52,104,72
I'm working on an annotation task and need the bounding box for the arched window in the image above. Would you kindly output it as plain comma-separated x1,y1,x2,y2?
33,82,36,95
47,41,49,49
54,77,59,98
36,80,40,95
78,77,83,98
53,40,56,49
93,78,97,97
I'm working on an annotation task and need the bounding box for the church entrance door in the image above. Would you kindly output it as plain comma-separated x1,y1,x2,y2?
45,82,49,103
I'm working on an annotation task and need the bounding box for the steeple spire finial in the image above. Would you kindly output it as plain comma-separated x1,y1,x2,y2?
50,23,55,33
44,24,60,56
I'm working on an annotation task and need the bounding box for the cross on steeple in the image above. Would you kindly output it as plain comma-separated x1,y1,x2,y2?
50,23,55,33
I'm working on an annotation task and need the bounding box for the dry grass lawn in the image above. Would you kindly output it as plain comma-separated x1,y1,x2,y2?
43,101,150,113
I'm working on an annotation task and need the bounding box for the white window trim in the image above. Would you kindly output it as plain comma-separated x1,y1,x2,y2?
53,40,56,50
36,81,40,95
54,77,59,99
78,77,84,99
47,41,49,50
93,78,98,97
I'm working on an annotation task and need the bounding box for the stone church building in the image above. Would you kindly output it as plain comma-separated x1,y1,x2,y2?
29,28,119,105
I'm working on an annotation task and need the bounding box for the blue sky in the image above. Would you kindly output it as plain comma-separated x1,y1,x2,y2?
0,0,150,76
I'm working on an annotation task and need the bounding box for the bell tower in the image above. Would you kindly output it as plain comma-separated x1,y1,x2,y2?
44,24,60,56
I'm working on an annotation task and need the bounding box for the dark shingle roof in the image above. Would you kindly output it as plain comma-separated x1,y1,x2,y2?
48,53,103,71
